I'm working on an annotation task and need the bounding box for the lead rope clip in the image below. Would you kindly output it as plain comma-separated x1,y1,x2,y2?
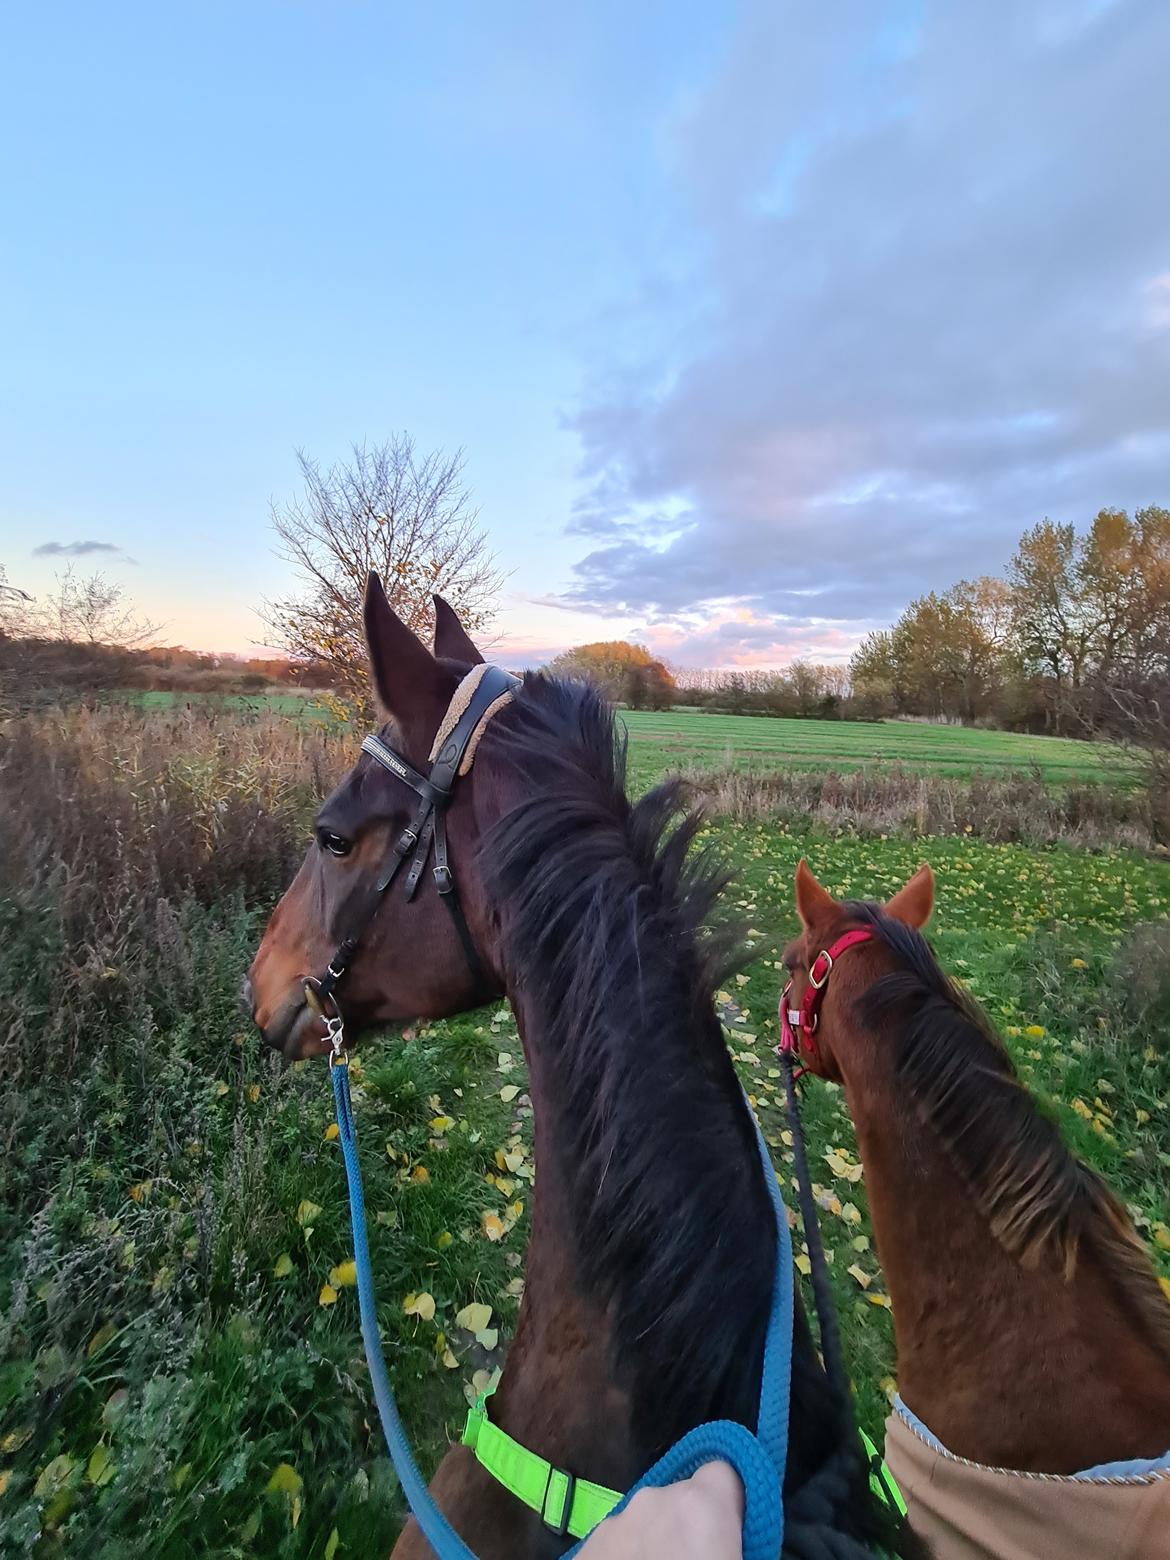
326,1014,347,1066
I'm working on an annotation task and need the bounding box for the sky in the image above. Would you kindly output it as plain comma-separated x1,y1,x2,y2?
3,1,1169,668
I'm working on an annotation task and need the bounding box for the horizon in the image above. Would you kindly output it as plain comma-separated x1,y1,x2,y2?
4,2,1169,671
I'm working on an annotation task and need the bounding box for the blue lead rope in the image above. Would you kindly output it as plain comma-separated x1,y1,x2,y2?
332,1057,793,1560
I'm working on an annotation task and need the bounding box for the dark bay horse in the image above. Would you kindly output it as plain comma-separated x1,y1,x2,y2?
783,861,1170,1553
246,577,905,1559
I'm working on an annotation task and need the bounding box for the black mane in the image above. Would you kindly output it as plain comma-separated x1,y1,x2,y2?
485,676,900,1556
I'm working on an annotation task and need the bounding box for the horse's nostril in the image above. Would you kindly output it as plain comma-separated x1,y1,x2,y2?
239,975,255,1017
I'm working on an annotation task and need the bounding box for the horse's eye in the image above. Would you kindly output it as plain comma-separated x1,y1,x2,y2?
316,827,353,858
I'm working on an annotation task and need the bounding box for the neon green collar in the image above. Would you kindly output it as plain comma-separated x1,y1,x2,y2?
462,1391,622,1539
462,1394,905,1539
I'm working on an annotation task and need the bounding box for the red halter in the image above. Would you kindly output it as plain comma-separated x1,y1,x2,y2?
778,928,875,1075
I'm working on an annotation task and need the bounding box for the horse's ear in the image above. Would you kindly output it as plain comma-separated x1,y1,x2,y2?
363,572,448,720
795,859,836,930
433,594,484,664
885,864,934,929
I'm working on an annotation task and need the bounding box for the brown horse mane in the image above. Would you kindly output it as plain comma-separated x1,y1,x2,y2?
849,901,1170,1365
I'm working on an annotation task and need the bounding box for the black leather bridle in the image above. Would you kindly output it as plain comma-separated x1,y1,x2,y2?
304,665,520,1037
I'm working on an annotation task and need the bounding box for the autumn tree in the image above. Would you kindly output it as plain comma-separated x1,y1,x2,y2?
545,641,676,708
265,437,503,713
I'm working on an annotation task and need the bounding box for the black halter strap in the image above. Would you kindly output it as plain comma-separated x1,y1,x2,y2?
310,665,519,1016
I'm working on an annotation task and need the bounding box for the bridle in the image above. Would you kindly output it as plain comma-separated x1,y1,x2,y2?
303,664,520,1050
777,927,875,1077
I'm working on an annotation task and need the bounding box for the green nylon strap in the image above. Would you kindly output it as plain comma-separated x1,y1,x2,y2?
860,1429,907,1519
461,1397,905,1540
462,1395,622,1541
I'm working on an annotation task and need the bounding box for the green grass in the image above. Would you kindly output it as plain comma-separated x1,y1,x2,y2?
110,690,332,720
3,706,1168,1554
622,709,1131,788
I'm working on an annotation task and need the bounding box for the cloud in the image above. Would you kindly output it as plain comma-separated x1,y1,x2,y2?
33,540,137,563
561,0,1170,643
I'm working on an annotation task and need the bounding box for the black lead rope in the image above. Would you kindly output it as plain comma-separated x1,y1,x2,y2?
780,1052,848,1398
312,665,519,1013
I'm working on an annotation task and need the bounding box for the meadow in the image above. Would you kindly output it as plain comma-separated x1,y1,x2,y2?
621,708,1132,787
1,702,1167,1557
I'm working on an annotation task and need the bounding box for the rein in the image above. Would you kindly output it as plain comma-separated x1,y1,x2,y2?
310,677,899,1555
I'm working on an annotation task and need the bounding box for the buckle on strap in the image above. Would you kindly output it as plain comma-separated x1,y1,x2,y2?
433,864,453,895
808,949,834,989
542,1466,576,1538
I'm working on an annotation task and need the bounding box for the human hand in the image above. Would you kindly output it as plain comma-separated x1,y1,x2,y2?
577,1461,744,1559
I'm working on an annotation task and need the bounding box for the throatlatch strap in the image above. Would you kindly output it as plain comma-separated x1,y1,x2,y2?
462,1395,621,1541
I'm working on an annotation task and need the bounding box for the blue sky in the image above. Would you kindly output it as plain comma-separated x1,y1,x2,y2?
3,2,1168,665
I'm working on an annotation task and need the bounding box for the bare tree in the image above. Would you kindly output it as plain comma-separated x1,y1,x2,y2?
31,566,158,647
264,436,503,713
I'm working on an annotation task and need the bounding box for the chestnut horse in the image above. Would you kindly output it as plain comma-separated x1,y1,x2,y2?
246,578,907,1560
782,861,1170,1554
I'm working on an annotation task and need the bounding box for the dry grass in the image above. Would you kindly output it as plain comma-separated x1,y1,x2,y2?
685,761,1154,851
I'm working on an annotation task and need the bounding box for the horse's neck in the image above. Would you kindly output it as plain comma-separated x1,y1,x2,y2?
842,1051,1170,1473
487,988,772,1496
486,1077,638,1497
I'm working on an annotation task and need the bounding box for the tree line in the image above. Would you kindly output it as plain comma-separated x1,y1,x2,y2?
850,507,1170,736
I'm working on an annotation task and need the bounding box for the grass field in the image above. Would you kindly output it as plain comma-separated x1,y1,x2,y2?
116,689,1128,785
622,709,1130,787
2,704,1167,1555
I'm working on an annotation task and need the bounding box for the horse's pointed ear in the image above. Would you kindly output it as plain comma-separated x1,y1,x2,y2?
363,572,448,719
795,859,836,930
433,594,484,664
885,864,935,929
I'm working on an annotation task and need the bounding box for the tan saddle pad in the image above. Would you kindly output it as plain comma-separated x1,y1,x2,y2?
884,1406,1170,1560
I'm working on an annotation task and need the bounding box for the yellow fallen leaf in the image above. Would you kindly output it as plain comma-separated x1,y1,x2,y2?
273,1253,294,1278
86,1443,115,1487
847,1264,872,1289
442,1345,459,1368
795,1253,812,1276
429,1116,454,1133
410,1165,430,1184
851,1235,870,1253
1024,1025,1046,1039
482,1213,505,1242
318,1284,339,1306
325,1529,341,1560
87,1321,117,1357
403,1291,436,1321
866,1293,893,1309
499,1086,520,1104
266,1462,302,1495
435,1231,454,1250
329,1260,357,1288
880,1376,898,1402
214,1080,230,1098
1159,1276,1170,1303
1070,958,1087,970
503,1150,524,1172
296,1201,322,1226
324,1122,340,1141
504,1276,525,1297
456,1302,493,1334
128,1180,152,1203
1153,1225,1170,1251
841,1203,861,1224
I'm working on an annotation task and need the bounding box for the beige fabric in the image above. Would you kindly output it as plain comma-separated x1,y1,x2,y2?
428,665,516,776
885,1408,1170,1560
